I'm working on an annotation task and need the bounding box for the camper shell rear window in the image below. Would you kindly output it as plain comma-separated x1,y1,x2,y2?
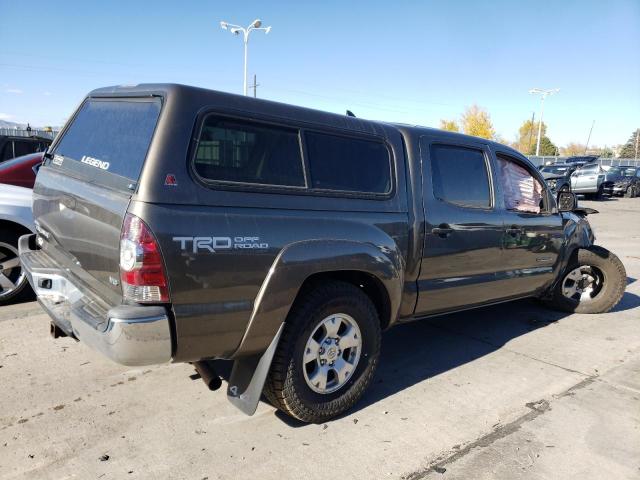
52,98,161,181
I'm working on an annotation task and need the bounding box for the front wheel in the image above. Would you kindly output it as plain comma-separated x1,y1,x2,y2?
264,281,381,423
545,246,626,314
625,185,638,198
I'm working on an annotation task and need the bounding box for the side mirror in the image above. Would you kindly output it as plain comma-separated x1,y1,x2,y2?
558,192,577,212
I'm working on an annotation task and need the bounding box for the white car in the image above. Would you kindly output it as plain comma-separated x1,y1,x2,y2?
0,183,34,304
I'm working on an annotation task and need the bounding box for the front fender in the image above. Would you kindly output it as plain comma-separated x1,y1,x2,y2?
231,239,404,358
562,211,595,252
543,212,595,298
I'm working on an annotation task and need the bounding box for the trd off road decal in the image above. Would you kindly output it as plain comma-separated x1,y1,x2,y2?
173,236,269,253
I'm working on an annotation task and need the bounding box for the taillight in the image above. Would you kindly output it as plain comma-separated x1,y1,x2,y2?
119,213,170,303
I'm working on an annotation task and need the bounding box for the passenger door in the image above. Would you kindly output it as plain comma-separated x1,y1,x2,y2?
495,152,565,297
415,136,505,315
571,164,598,192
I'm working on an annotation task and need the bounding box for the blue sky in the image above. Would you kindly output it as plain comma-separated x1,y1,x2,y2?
1,0,638,147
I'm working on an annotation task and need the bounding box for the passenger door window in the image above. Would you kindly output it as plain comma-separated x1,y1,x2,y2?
430,144,491,208
496,154,546,214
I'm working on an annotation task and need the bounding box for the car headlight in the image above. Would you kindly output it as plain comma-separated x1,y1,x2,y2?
547,179,557,189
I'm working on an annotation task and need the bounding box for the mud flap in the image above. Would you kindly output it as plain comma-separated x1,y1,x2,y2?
226,323,284,416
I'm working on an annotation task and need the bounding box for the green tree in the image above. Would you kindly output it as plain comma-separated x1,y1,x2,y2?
461,105,495,140
535,136,558,156
598,147,614,158
439,119,460,132
619,129,639,158
516,119,547,154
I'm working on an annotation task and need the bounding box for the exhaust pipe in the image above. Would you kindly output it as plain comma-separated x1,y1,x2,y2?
50,322,67,339
193,361,222,391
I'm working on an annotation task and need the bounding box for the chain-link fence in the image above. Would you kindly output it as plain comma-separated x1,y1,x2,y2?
527,156,640,168
0,128,58,139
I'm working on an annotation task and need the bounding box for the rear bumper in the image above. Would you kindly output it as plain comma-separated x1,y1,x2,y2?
19,234,173,366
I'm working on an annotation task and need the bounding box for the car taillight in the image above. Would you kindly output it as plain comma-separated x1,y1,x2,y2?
119,213,170,303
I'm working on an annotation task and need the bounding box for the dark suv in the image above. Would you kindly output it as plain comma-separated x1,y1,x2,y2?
20,84,627,423
0,135,51,163
539,164,575,199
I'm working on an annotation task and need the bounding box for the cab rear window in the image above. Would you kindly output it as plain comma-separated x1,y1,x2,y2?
53,98,161,180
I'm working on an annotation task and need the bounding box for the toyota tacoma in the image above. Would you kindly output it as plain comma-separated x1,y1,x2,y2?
20,84,627,423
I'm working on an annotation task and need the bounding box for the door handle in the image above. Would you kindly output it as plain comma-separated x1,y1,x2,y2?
431,224,453,238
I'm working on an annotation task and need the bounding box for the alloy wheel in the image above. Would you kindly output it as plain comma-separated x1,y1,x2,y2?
561,265,604,303
302,313,362,394
0,242,25,300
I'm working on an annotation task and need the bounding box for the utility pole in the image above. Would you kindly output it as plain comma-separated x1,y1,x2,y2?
584,120,595,154
248,74,260,98
529,88,560,156
635,129,639,160
527,111,535,153
220,19,271,96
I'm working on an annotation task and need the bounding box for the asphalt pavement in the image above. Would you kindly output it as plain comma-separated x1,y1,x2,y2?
1,197,639,480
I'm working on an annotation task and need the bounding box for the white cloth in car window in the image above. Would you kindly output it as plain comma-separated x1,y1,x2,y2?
498,158,543,214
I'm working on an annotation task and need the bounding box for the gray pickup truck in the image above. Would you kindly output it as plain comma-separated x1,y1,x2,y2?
20,84,626,423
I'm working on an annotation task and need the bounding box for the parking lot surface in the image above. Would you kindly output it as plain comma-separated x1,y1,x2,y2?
1,198,639,480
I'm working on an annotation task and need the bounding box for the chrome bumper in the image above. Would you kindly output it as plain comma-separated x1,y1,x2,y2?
19,234,173,366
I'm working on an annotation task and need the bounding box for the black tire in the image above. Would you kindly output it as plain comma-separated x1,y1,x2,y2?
624,186,634,198
264,281,381,423
594,184,605,200
0,228,30,305
545,246,626,314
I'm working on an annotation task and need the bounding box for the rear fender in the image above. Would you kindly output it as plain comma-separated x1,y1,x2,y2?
225,238,403,416
232,238,404,359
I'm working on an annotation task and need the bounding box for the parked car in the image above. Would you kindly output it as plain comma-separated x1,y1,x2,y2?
20,84,627,423
570,163,620,199
0,152,43,188
0,183,34,304
0,135,51,164
606,166,640,198
539,164,575,199
563,155,599,167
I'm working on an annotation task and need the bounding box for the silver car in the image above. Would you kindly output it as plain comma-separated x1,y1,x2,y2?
570,163,619,199
0,183,34,304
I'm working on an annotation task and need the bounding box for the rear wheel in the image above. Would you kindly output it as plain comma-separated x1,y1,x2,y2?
545,246,626,314
0,229,30,305
264,281,381,423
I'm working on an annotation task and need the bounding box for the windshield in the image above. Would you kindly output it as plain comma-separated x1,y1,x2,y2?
53,98,161,181
607,167,623,176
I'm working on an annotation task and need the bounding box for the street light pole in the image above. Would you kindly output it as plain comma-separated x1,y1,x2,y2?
529,88,560,156
220,19,271,96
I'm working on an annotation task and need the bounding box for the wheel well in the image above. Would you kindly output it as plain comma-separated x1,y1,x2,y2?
296,271,392,330
0,220,31,238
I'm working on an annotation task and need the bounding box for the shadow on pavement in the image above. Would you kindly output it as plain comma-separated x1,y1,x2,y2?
274,289,640,426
